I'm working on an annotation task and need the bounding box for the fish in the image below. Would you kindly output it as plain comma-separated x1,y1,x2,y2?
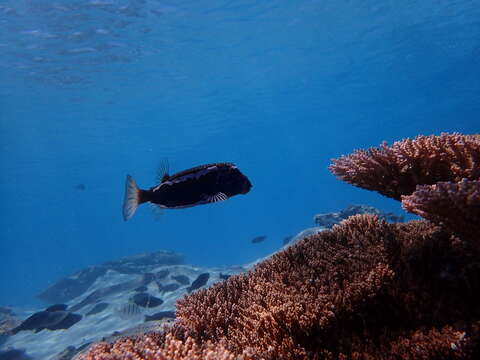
69,273,154,312
251,235,267,244
283,235,293,245
45,304,68,312
144,310,175,322
116,302,142,320
187,273,210,293
157,282,180,293
131,293,163,308
123,162,252,221
171,275,190,285
11,310,82,334
75,184,86,191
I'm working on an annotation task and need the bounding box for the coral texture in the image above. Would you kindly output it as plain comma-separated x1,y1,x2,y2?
76,330,251,360
78,215,479,359
174,215,479,359
402,179,480,240
329,133,480,200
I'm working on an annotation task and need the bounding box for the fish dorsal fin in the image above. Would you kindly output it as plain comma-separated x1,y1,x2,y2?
208,192,228,203
156,158,170,183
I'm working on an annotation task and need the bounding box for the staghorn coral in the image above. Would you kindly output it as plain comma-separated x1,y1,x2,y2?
329,133,480,200
76,328,252,360
402,179,480,241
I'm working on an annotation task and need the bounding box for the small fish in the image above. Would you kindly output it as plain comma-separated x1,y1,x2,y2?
117,302,142,320
144,310,175,322
171,275,190,285
283,235,293,245
187,273,210,293
45,304,68,312
75,184,86,191
123,162,252,221
251,235,266,244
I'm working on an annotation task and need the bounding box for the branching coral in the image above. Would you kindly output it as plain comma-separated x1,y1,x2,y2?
76,329,251,360
402,179,480,241
78,215,479,359
329,132,480,242
174,215,479,359
329,133,480,200
176,215,395,359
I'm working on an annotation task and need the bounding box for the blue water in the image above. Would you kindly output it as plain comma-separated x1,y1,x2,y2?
1,0,479,308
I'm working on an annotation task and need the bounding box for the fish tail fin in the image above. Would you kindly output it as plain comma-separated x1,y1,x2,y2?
123,175,147,221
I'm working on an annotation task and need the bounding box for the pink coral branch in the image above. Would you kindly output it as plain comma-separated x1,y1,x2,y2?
329,133,480,200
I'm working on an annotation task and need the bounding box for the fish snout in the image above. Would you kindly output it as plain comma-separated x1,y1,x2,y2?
241,178,252,194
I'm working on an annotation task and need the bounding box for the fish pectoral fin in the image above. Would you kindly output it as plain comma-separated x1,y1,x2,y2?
208,192,228,203
150,203,164,220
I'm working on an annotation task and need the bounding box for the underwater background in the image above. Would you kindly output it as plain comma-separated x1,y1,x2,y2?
0,0,479,309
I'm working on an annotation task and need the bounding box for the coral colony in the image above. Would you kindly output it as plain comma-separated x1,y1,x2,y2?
78,133,479,359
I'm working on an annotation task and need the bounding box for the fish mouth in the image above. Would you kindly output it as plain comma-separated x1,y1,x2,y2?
241,178,253,194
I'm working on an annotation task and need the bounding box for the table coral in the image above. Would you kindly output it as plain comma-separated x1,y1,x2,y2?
329,133,480,200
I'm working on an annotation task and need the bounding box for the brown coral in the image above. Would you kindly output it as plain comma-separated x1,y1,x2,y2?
176,215,394,359
402,179,480,241
174,215,479,359
78,215,479,359
76,329,251,360
329,133,480,200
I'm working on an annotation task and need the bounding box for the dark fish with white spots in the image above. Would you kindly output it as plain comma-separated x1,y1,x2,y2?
123,162,252,221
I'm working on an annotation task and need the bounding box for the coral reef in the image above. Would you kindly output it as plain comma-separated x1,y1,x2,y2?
330,132,480,241
77,331,250,360
314,204,404,228
329,133,480,200
402,179,480,241
175,216,478,359
78,216,479,359
76,133,480,359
